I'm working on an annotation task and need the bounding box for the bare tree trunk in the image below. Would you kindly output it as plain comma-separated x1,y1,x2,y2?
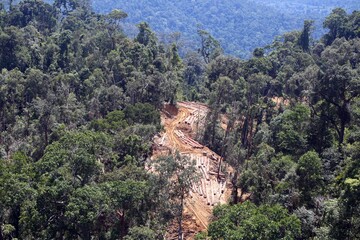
210,111,218,148
217,157,222,180
231,172,239,204
337,101,351,148
247,116,254,156
241,116,249,147
217,119,232,179
44,122,49,146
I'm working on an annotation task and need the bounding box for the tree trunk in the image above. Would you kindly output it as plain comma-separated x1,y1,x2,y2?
257,109,264,126
218,121,231,179
338,102,350,149
178,194,184,240
210,111,218,148
231,172,238,204
44,123,49,146
217,157,222,180
10,206,20,239
241,117,249,147
0,216,3,240
118,210,127,239
247,116,254,156
239,189,245,203
339,119,345,147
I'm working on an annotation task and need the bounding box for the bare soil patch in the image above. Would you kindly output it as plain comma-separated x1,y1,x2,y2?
153,102,233,239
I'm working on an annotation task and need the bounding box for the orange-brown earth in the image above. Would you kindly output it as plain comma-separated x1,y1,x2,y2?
152,102,233,240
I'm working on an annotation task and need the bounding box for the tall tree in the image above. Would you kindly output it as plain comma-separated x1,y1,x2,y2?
296,151,323,205
298,20,314,51
314,38,360,147
197,29,222,64
154,153,199,240
323,8,348,45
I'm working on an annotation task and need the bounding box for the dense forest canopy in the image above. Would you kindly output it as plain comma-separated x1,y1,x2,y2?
0,0,359,239
89,0,360,58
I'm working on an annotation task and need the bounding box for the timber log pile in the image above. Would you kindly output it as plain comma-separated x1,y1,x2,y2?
174,130,204,149
189,154,226,206
178,102,208,128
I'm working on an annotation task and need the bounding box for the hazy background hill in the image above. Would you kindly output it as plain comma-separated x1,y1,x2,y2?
91,0,359,58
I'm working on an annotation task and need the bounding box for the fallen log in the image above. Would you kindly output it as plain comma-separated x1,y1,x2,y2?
205,157,210,171
201,166,210,181
211,179,217,196
197,182,203,196
209,180,214,206
202,180,207,199
208,171,226,177
186,137,203,148
220,181,226,194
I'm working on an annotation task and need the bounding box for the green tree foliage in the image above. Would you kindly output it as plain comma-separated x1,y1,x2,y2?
65,185,108,239
90,110,128,132
0,152,36,239
37,131,109,186
298,20,314,51
124,226,156,240
0,0,183,160
208,201,301,240
197,29,222,64
296,151,323,205
0,2,185,237
107,9,128,27
270,104,310,155
198,9,360,240
313,37,360,147
331,142,360,239
0,1,360,239
91,0,359,58
136,22,157,47
238,143,276,204
153,153,199,240
0,128,169,239
323,8,360,45
124,103,161,130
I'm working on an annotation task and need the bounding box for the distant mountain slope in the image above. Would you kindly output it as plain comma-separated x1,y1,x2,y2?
92,0,359,58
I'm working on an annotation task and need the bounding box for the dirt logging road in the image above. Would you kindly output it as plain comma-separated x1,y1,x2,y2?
152,102,233,239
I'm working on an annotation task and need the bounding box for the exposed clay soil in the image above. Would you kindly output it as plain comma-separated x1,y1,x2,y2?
152,102,233,240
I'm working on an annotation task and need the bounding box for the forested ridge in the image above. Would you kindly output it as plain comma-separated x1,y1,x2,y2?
89,0,359,58
0,0,359,240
